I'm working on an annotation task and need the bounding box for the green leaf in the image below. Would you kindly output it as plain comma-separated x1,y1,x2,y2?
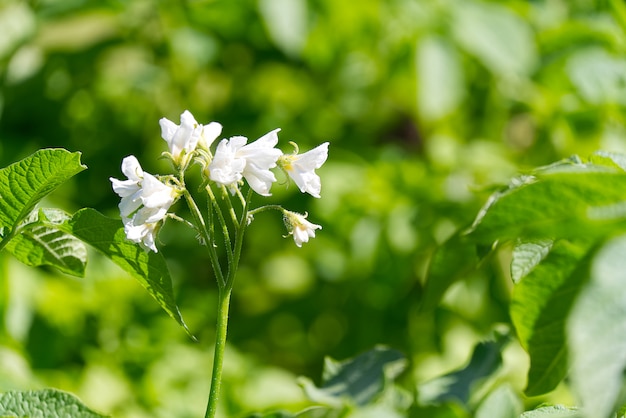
417,36,464,121
61,208,194,339
418,337,506,405
520,405,581,418
510,239,553,284
567,234,626,418
468,160,626,243
0,388,107,417
451,2,536,76
567,48,626,106
421,232,479,311
0,148,86,239
475,385,522,418
510,239,591,396
298,346,406,407
5,208,87,277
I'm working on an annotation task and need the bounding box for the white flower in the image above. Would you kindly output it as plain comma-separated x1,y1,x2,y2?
208,129,282,196
110,155,179,252
283,211,322,247
278,142,329,198
160,110,222,163
123,218,161,253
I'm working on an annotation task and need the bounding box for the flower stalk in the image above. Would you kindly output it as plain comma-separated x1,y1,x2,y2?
109,110,329,417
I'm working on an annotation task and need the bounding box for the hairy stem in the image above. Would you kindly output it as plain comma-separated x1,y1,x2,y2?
204,287,232,418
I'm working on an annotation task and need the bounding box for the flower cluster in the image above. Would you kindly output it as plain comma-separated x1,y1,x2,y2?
111,110,328,252
110,156,180,252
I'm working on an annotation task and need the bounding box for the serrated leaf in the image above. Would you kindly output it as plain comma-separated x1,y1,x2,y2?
468,161,626,243
0,148,86,240
0,388,107,417
418,338,506,405
567,234,626,418
61,208,194,339
5,208,87,276
510,239,553,284
298,346,406,407
510,239,591,396
520,405,581,418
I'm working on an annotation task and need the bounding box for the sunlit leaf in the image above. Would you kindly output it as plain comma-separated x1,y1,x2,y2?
5,208,87,277
298,346,406,407
567,48,626,106
520,405,581,418
0,388,107,418
468,160,626,243
417,36,464,121
0,148,86,242
451,1,536,76
510,239,591,396
60,208,194,339
510,239,553,284
568,234,626,418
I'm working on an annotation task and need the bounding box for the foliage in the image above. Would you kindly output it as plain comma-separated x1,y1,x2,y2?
3,0,626,417
0,388,108,418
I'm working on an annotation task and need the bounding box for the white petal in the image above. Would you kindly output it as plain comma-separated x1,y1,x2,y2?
293,142,329,171
200,121,223,149
209,138,246,187
243,162,277,196
159,117,177,141
120,155,143,181
140,173,176,209
118,192,143,218
110,177,140,198
289,169,322,198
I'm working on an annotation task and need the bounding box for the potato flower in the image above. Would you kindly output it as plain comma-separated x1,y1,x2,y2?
208,129,282,196
283,210,322,247
278,142,329,198
110,155,179,252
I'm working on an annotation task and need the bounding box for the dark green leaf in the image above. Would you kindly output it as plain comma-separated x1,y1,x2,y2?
61,208,194,339
0,388,108,418
418,337,506,405
298,346,406,407
0,148,86,239
5,208,87,277
510,239,591,396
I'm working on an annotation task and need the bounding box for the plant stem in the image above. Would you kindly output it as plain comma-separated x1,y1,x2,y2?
203,189,251,417
204,286,232,418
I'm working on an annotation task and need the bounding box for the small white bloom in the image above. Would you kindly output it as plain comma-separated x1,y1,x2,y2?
284,211,322,247
160,110,202,162
208,129,282,195
124,219,161,253
110,155,179,252
160,110,222,163
278,142,329,198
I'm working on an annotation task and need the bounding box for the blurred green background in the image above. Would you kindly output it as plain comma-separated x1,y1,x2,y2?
2,0,626,416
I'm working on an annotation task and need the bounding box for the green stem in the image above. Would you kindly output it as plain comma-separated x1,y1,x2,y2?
204,189,251,417
183,189,225,287
204,286,232,418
